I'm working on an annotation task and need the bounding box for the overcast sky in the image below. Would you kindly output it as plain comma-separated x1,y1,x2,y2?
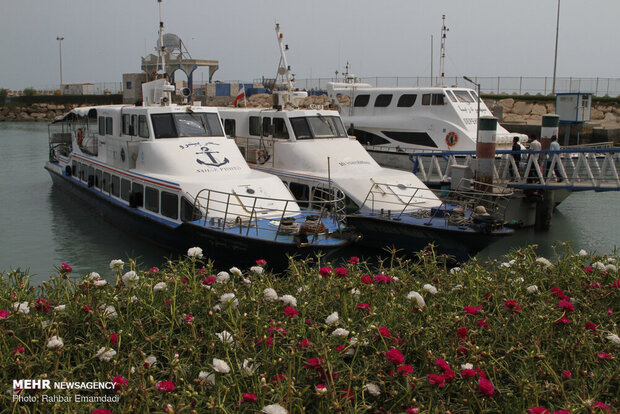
2,0,619,90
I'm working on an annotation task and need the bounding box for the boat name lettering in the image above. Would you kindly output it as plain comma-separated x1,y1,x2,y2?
196,166,242,173
338,160,372,167
178,142,213,150
463,118,477,125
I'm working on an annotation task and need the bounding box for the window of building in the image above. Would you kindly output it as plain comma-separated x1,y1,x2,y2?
102,172,110,192
397,94,417,107
273,118,289,139
138,115,149,138
374,94,392,107
224,119,236,136
289,182,309,207
120,178,131,201
111,175,120,197
422,94,431,106
161,191,179,219
145,187,159,213
98,117,105,135
432,94,445,105
353,94,370,107
262,117,272,136
105,117,113,135
249,116,260,136
126,81,132,90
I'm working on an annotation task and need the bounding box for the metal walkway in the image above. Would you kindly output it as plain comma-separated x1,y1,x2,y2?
410,148,620,191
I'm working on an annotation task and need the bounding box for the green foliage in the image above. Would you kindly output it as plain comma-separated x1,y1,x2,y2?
0,88,7,106
0,245,618,413
22,87,37,97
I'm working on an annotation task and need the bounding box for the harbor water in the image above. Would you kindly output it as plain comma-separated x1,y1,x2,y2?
1,122,618,284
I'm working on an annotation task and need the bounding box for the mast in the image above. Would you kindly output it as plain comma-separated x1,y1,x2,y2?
157,0,166,76
274,23,294,99
439,15,448,86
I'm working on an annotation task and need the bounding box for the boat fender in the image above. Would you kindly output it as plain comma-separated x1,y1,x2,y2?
65,166,72,177
77,128,83,146
446,131,458,147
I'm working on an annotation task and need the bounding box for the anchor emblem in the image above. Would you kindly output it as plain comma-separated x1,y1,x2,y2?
195,145,229,167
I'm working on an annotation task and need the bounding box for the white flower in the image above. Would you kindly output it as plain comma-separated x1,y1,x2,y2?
219,293,238,309
187,247,203,258
315,384,328,394
450,267,461,274
350,288,361,295
216,272,230,283
262,403,288,414
363,383,381,396
88,272,101,280
229,267,242,276
41,320,50,329
607,257,617,264
95,347,117,362
101,305,118,320
93,279,107,287
407,291,426,308
250,266,264,274
605,264,617,273
47,336,64,349
144,355,157,367
331,328,350,337
153,282,167,292
536,257,553,269
325,311,339,325
198,371,215,385
109,259,124,270
451,284,464,292
279,295,297,307
122,271,139,284
13,302,30,314
263,288,278,302
216,330,234,344
212,358,230,373
606,334,620,345
242,278,252,285
54,305,66,312
461,363,474,370
128,296,138,303
241,359,257,376
592,261,606,271
422,284,438,295
579,249,588,256
213,304,222,312
527,285,539,294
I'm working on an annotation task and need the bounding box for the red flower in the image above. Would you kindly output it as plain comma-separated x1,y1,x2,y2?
91,410,113,414
427,374,446,387
378,326,391,338
356,303,371,311
82,305,92,312
397,364,414,375
583,266,593,273
552,410,571,414
386,348,405,365
584,321,597,332
319,266,332,277
477,319,489,329
557,299,574,313
556,317,571,325
13,347,25,355
457,327,468,339
464,305,483,315
297,339,312,349
283,306,298,317
593,401,610,411
60,263,72,273
155,380,175,392
406,408,419,414
109,332,118,345
241,393,258,403
35,298,50,313
528,407,550,414
456,347,469,356
256,259,267,266
504,300,521,314
348,256,359,264
112,375,128,390
184,314,194,325
461,369,476,378
611,280,620,289
256,336,274,347
551,286,568,299
561,370,571,380
435,358,451,371
0,310,9,319
443,368,456,383
147,266,159,274
360,274,373,285
304,357,325,370
334,267,348,277
340,388,353,401
202,276,216,285
373,274,391,284
477,377,495,396
272,373,286,383
597,352,612,360
268,326,287,336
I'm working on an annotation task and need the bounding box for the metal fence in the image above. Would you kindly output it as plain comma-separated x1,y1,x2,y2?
292,76,620,97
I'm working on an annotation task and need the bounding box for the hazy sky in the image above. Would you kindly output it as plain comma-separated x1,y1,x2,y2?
2,0,619,90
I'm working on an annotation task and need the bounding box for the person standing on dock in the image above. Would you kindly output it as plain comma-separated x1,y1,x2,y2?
510,136,522,180
548,136,562,181
527,135,542,183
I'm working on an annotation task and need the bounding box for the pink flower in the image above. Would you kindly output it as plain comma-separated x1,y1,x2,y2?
504,300,521,314
348,256,359,264
297,339,311,349
373,274,391,284
256,336,274,347
597,352,612,360
13,347,25,355
406,408,419,414
397,364,414,375
112,375,128,390
155,380,175,392
268,326,287,336
35,298,50,313
202,276,216,285
319,267,332,277
109,332,118,345
256,259,267,266
184,315,195,325
386,348,405,365
584,321,597,332
304,357,325,370
315,384,327,393
356,303,371,311
457,327,468,339
334,267,349,277
241,393,258,403
610,279,620,288
283,306,298,317
378,326,391,338
593,401,610,411
361,274,373,285
427,374,446,387
147,266,159,274
60,263,72,273
464,305,483,315
272,373,286,383
0,309,9,319
477,377,495,396
82,305,92,312
583,266,593,273
91,410,113,414
557,299,574,313
556,317,571,325
461,369,476,378
561,370,571,380
528,407,550,414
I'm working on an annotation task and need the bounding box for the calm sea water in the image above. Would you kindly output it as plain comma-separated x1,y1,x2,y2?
0,122,618,284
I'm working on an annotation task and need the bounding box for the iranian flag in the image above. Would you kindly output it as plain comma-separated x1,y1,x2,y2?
234,85,246,107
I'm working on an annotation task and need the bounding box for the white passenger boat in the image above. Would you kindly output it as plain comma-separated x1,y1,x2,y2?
45,78,354,269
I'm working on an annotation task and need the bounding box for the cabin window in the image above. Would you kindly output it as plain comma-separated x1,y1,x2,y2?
249,116,260,136
138,115,149,138
111,175,120,197
353,94,370,107
120,178,131,202
290,116,347,140
145,187,159,213
161,191,179,219
122,114,130,135
151,114,176,138
224,119,236,136
98,117,105,135
273,118,289,139
71,161,77,176
469,90,479,102
102,172,110,192
289,182,309,207
262,117,272,136
151,113,222,138
78,163,86,181
432,94,445,105
105,117,113,135
397,94,417,107
422,94,431,106
95,169,102,189
445,90,457,102
453,90,474,103
181,197,201,221
131,115,138,136
130,182,144,208
374,94,392,107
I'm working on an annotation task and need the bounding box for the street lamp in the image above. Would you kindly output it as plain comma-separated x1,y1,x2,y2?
56,36,64,92
552,0,560,94
463,76,481,143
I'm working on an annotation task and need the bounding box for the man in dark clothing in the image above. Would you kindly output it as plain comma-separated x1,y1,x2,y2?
510,136,522,180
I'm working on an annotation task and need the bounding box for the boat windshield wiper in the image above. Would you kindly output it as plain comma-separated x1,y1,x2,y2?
316,113,336,136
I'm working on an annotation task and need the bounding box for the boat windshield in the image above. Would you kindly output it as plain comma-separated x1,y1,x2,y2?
151,113,224,139
289,115,348,140
452,90,475,103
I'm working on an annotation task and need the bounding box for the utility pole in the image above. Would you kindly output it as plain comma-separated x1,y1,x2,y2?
552,0,560,94
56,36,64,92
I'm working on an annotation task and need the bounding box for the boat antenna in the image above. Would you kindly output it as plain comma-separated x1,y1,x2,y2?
439,14,449,86
274,23,295,106
157,0,166,77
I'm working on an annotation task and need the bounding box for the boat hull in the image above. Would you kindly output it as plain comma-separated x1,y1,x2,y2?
45,163,348,270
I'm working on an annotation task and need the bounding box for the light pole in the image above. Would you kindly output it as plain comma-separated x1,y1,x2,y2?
56,36,64,92
463,76,481,143
552,0,560,94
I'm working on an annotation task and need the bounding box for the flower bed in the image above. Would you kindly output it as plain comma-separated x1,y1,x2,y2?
1,245,618,413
